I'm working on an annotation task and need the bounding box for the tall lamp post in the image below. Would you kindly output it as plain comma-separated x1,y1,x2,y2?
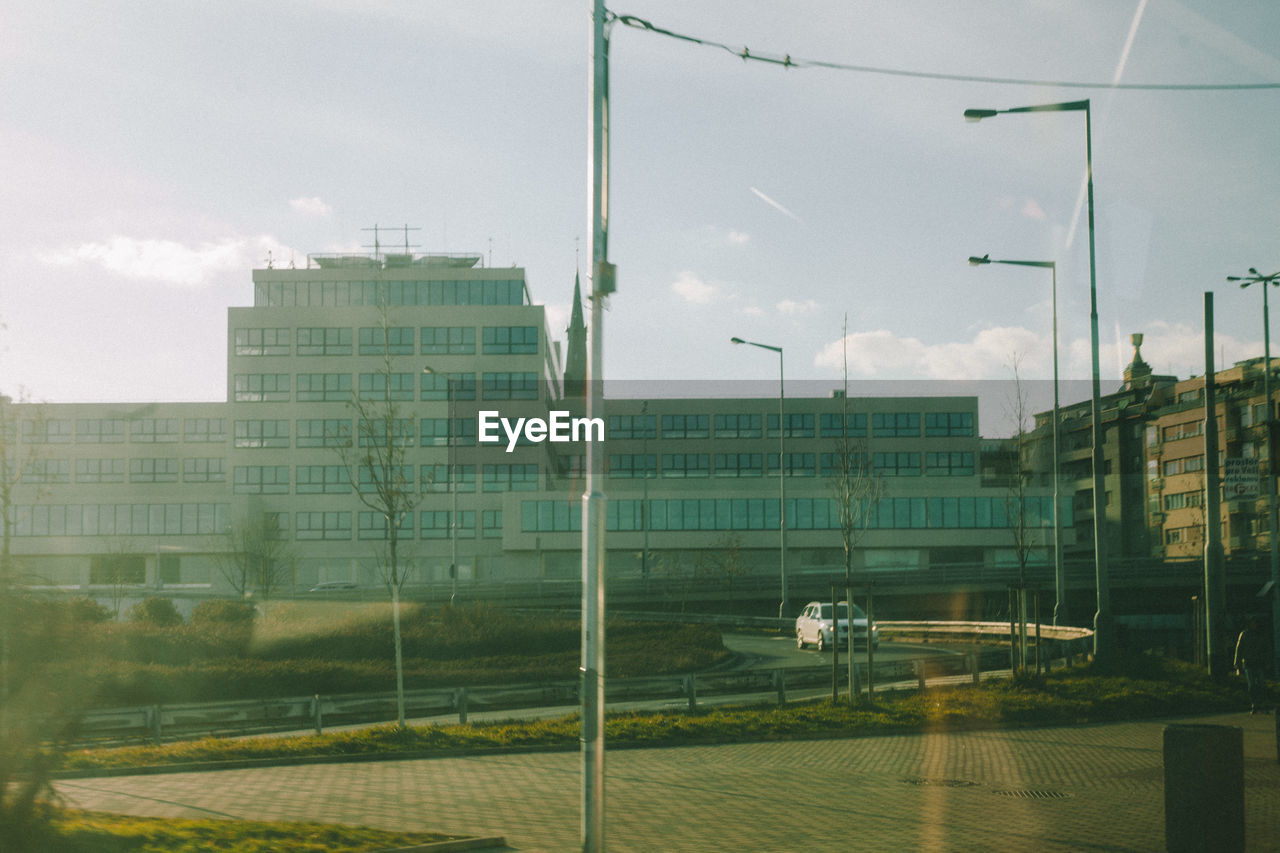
422,367,458,604
1226,268,1280,675
965,99,1110,657
969,255,1064,625
731,337,788,618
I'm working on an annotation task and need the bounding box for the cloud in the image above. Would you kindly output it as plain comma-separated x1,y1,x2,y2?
727,230,750,245
289,196,333,217
1021,198,1047,221
777,298,818,315
814,321,1266,384
749,187,800,221
741,305,765,317
671,271,722,305
815,326,1050,380
38,235,295,288
1095,320,1260,379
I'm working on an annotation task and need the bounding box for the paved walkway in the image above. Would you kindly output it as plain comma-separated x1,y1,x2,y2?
56,712,1280,852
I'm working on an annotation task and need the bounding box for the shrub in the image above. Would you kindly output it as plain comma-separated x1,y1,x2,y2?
62,596,113,624
191,599,257,625
126,597,183,628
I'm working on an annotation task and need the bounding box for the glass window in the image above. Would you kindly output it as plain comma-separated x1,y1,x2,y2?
661,414,710,439
714,453,763,477
77,418,127,443
296,327,352,355
234,373,291,402
608,414,656,439
482,325,539,354
296,419,351,448
296,373,352,402
767,413,814,438
714,413,762,438
359,326,414,355
819,412,867,437
233,466,289,494
421,326,475,355
874,452,921,476
358,372,415,401
234,327,290,355
924,412,974,437
234,419,290,448
130,418,180,443
183,458,226,483
872,412,921,437
662,454,711,478
184,418,225,443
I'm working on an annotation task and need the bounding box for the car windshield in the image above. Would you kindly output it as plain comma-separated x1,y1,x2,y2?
818,603,866,620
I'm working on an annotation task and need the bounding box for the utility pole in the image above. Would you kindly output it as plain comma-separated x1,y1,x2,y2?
582,2,613,850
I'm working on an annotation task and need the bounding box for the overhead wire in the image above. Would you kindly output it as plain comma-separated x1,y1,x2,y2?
610,12,1280,91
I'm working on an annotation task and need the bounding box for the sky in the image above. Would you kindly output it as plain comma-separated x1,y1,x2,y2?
3,1,1280,434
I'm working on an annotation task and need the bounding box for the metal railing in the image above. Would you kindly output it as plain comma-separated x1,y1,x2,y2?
74,621,1094,746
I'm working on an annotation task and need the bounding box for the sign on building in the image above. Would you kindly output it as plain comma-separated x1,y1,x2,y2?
1223,457,1261,501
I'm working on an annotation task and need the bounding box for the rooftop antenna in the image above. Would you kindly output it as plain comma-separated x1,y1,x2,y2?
288,251,296,270
264,250,275,270
362,224,383,260
488,236,493,268
400,223,421,254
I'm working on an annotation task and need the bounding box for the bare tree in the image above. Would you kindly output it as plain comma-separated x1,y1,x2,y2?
829,318,883,701
334,301,422,727
91,537,143,619
210,514,293,601
1005,356,1039,676
695,533,746,604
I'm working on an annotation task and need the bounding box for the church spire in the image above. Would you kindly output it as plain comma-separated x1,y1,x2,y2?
563,272,587,400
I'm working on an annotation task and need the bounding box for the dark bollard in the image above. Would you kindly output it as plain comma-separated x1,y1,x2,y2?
455,687,469,725
773,669,787,705
1163,724,1243,853
685,675,697,712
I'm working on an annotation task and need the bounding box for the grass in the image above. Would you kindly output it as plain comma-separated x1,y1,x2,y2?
36,811,462,853
61,653,1259,774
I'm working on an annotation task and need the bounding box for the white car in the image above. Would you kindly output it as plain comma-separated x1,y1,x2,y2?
795,600,879,651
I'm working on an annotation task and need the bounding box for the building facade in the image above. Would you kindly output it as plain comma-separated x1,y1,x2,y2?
3,250,1069,605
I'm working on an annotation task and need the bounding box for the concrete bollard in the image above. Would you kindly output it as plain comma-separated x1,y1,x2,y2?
914,661,926,691
455,687,469,724
970,651,980,685
773,669,786,705
685,675,697,712
312,694,323,734
1163,724,1243,853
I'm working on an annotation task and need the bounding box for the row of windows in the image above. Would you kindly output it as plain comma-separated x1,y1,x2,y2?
24,457,230,485
605,452,974,478
253,279,526,309
603,411,973,440
520,495,1067,533
21,418,225,444
233,372,537,404
234,325,539,357
231,464,538,494
295,510,505,540
11,503,229,537
234,412,551,448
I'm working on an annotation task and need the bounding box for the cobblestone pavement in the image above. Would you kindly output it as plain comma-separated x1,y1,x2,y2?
56,712,1280,852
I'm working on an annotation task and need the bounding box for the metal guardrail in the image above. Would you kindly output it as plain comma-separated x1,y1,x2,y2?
75,621,1094,745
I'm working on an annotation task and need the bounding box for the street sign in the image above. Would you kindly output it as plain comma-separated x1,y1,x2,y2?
1223,457,1261,501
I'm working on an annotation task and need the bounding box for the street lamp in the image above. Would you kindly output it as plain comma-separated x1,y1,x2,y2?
422,366,458,604
969,255,1064,625
965,99,1111,656
1226,268,1280,676
731,336,788,618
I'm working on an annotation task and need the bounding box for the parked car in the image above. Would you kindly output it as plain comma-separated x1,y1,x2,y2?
309,580,358,592
795,600,879,651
